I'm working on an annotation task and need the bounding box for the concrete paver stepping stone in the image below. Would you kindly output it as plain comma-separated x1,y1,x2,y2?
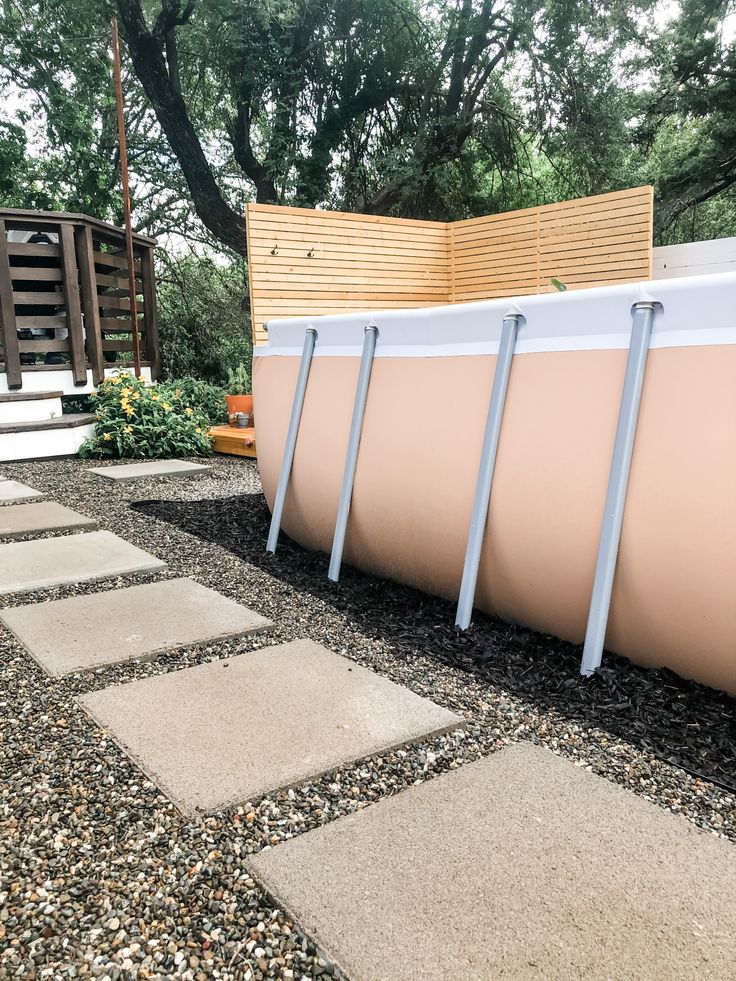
0,480,44,505
0,500,96,539
251,744,736,981
78,639,462,815
2,577,272,676
0,530,165,597
89,460,211,481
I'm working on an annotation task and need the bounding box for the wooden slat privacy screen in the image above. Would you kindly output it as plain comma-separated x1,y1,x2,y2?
247,186,653,344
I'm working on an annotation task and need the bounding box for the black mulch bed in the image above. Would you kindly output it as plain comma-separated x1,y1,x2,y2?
132,493,736,791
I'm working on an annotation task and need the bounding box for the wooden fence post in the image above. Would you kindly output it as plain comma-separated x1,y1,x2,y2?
75,223,104,385
59,223,88,386
141,247,160,379
0,218,21,389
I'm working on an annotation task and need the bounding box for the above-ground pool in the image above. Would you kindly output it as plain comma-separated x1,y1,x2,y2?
254,272,736,694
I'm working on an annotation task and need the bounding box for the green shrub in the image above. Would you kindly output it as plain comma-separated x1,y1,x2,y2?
78,372,213,459
157,376,228,425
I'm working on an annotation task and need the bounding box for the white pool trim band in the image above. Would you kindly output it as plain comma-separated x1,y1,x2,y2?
255,272,736,357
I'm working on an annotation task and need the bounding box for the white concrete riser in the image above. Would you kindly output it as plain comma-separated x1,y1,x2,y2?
0,366,152,396
0,398,63,424
0,425,94,462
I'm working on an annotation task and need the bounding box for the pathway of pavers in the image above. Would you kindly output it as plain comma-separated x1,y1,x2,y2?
0,529,165,596
0,480,44,505
251,743,736,981
78,639,462,815
1,578,272,676
0,500,96,539
8,465,732,980
89,460,211,481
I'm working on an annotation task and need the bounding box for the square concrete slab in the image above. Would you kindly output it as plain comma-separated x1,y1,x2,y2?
78,639,462,815
251,744,736,981
0,500,96,539
0,480,44,505
1,578,272,676
0,530,165,596
88,460,211,481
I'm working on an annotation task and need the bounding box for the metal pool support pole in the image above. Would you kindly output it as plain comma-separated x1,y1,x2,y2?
580,299,656,677
455,311,521,630
328,324,379,582
266,327,318,554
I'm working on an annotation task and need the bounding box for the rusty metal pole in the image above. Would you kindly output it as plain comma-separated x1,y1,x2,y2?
111,17,142,377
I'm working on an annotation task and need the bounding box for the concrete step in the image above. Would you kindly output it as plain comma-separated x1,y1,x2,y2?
78,639,462,816
0,480,44,505
0,413,95,461
0,529,165,596
2,577,272,676
0,500,96,539
251,743,736,981
0,390,64,424
88,460,211,481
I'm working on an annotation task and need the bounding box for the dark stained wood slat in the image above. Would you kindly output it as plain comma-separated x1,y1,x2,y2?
95,270,142,289
101,341,135,352
76,224,104,385
16,315,68,329
0,219,21,388
92,248,142,272
59,223,87,386
7,242,60,258
18,340,70,353
9,266,63,282
99,316,142,330
12,290,64,304
141,247,160,378
0,412,94,435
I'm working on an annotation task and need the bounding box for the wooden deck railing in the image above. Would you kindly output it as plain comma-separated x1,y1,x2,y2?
0,208,159,389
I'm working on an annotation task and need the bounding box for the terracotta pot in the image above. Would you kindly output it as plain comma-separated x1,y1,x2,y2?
225,394,253,417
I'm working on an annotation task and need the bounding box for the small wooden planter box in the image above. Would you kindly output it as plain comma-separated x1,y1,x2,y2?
209,424,256,458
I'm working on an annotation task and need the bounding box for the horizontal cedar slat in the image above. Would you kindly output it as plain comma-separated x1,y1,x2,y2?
248,203,444,229
96,270,142,288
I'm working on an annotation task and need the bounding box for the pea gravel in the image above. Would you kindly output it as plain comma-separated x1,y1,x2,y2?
1,455,735,980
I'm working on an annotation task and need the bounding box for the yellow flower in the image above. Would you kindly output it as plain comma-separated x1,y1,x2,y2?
131,391,140,401
103,432,113,441
161,402,171,411
151,392,160,402
195,427,202,434
137,375,146,382
125,406,134,417
124,424,133,434
121,387,132,397
110,376,121,385
185,407,193,416
175,389,182,398
90,389,97,397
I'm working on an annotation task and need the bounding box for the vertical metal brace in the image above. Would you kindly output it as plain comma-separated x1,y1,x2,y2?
580,300,656,676
266,327,318,554
455,312,521,630
328,324,379,582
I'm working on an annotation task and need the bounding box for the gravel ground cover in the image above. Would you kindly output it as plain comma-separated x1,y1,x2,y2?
1,454,735,980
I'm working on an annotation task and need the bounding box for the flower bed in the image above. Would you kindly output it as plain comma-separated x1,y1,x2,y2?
79,372,226,459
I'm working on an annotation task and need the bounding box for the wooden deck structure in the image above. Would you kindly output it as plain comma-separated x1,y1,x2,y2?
246,186,654,344
0,208,159,389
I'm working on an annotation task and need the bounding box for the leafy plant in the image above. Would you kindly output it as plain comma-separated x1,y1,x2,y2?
157,376,227,425
550,278,568,292
225,362,252,395
78,372,213,459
